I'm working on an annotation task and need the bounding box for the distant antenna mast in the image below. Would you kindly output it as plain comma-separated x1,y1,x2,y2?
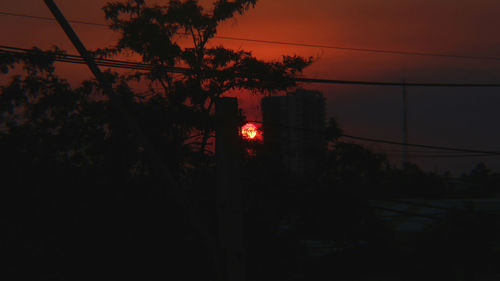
402,80,408,166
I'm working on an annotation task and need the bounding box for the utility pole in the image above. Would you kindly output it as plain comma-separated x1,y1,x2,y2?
402,81,409,167
216,97,245,281
42,0,221,279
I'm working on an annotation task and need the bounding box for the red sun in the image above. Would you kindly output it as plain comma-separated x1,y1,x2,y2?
241,123,260,140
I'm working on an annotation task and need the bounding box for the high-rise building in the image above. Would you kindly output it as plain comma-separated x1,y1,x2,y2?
261,89,326,178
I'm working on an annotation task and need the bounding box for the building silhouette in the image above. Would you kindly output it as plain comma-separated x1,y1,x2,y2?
261,89,326,178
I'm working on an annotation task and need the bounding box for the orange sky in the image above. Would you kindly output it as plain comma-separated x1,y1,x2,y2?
2,0,500,173
2,0,499,82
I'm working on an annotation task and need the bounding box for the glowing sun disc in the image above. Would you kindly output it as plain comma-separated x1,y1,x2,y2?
241,123,258,140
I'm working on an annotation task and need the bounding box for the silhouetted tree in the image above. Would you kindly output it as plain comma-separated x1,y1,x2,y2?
98,0,312,165
0,1,313,280
323,141,389,196
459,162,500,197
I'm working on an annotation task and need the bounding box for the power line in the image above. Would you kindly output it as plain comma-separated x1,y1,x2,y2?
3,46,500,156
0,45,188,73
4,44,500,87
384,153,499,159
341,134,500,155
294,77,500,87
371,148,495,154
215,35,500,61
0,11,108,27
371,148,500,158
245,120,500,155
2,10,500,62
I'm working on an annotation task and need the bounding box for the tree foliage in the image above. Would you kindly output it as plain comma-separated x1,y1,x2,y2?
0,1,313,279
98,0,312,155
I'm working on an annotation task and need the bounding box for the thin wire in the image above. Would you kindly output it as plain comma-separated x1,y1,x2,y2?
341,134,500,155
384,153,499,159
245,120,500,155
0,11,108,27
371,149,489,154
0,45,189,73
3,45,500,156
294,77,500,87
373,148,500,158
2,10,500,61
215,35,500,61
4,45,500,87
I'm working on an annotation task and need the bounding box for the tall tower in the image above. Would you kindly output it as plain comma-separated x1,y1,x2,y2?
261,89,326,178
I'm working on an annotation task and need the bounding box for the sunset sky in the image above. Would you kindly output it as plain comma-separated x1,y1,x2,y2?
2,0,500,173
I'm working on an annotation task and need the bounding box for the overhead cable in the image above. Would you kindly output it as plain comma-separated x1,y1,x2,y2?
2,10,500,61
0,11,108,27
245,120,500,155
2,47,500,156
2,45,500,88
341,134,500,155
